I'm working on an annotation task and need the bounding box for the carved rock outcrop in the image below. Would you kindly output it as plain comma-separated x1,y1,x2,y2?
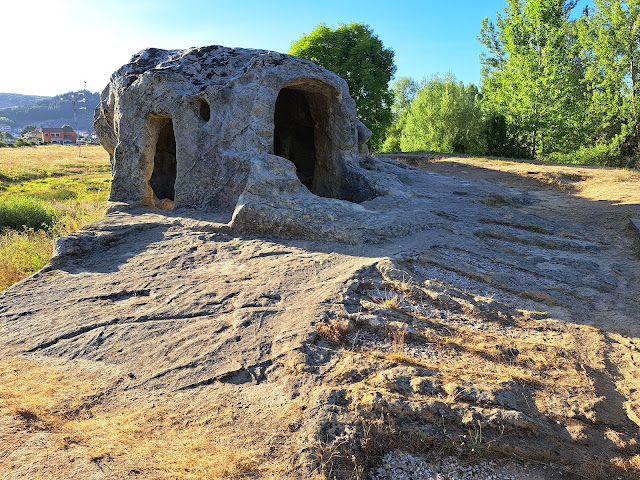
95,45,418,243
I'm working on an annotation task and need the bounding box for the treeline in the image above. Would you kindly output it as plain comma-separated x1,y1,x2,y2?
0,93,51,109
0,90,100,132
382,0,640,169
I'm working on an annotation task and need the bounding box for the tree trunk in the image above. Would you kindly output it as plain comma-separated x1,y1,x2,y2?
635,123,640,169
630,56,640,168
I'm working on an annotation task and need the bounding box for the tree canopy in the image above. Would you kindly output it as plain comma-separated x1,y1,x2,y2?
474,0,639,166
578,0,640,166
289,22,396,151
371,1,640,167
399,75,485,155
382,77,419,152
478,0,585,157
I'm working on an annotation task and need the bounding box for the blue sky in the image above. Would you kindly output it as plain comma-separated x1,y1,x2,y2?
4,0,587,96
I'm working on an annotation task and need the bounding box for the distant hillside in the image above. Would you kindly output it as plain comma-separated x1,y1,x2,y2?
0,93,51,109
0,90,100,132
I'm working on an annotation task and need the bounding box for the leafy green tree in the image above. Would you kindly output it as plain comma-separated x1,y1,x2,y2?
21,125,37,134
0,116,14,125
578,0,640,167
61,124,74,132
400,74,485,154
479,0,586,157
289,22,396,151
382,76,419,152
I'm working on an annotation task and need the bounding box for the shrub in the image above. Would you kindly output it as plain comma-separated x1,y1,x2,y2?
0,228,52,290
0,196,57,231
483,113,532,159
400,75,486,155
544,134,640,168
546,142,613,166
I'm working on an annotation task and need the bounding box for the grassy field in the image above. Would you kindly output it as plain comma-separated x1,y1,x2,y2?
0,145,111,290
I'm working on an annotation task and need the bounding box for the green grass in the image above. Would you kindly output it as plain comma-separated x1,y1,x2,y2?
0,145,111,290
0,196,57,231
0,229,52,290
524,225,551,234
479,194,511,207
633,238,640,259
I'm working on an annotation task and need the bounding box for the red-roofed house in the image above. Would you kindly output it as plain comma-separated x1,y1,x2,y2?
41,128,77,144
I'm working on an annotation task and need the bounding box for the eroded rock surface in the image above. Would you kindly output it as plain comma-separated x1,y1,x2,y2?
1,157,640,479
95,45,426,243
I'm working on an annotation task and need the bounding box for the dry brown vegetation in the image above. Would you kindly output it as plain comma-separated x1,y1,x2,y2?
0,355,296,479
0,144,110,187
386,152,640,205
320,268,640,479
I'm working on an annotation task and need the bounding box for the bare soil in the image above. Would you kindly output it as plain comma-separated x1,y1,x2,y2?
0,154,639,479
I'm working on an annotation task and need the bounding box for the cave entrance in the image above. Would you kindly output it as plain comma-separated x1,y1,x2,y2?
273,88,318,190
149,118,177,202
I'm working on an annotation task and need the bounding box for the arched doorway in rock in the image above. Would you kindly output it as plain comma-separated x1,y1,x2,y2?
273,88,317,189
149,117,177,206
272,79,376,202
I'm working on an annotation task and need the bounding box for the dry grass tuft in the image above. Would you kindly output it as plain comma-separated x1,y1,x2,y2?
316,318,351,343
385,325,407,354
74,403,262,479
0,355,100,427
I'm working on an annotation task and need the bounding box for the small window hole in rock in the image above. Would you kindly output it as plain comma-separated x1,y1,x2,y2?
199,99,210,122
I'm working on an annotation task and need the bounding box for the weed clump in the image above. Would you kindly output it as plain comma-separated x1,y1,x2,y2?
0,229,52,290
316,319,351,343
0,196,57,231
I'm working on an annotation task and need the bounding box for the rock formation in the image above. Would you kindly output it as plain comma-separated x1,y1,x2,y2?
95,45,413,243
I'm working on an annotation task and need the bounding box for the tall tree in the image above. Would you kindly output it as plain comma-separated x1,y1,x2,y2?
289,22,396,151
479,0,586,157
382,76,418,152
400,74,485,154
579,0,640,166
